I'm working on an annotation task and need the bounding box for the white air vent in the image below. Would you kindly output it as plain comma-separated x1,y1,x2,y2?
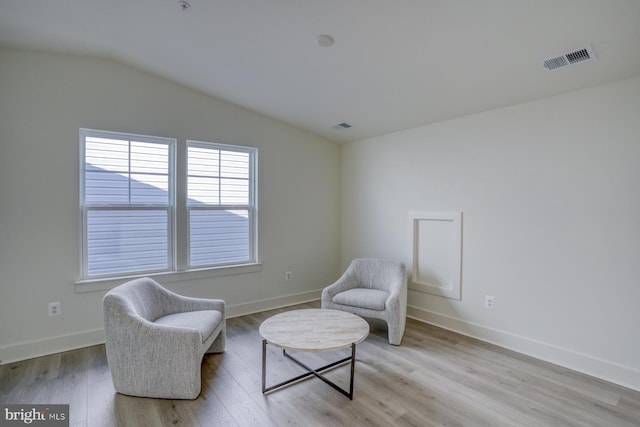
333,122,352,129
541,45,596,71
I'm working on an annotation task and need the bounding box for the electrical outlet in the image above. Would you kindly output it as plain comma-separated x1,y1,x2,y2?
484,295,495,309
285,271,292,281
48,301,62,316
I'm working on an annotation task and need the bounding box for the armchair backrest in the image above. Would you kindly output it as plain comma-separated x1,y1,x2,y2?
104,277,174,322
347,258,406,292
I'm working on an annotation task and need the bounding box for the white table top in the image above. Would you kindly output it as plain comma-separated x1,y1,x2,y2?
259,309,370,352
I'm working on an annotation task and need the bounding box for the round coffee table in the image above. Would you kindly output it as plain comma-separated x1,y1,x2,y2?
259,308,369,399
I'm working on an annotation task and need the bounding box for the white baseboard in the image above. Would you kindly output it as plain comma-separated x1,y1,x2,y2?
226,289,322,318
0,328,105,366
407,305,640,392
0,289,322,365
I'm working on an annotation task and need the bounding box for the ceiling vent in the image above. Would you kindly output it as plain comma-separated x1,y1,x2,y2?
541,45,596,71
333,122,352,130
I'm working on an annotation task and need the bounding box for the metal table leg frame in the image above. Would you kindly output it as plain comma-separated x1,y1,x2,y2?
261,340,357,400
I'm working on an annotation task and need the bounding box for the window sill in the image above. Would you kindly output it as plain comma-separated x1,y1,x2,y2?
74,263,262,293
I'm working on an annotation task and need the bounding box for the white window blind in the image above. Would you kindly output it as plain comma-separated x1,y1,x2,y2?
187,142,256,268
80,129,175,278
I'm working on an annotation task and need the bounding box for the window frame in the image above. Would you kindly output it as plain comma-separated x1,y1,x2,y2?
80,128,177,280
78,129,259,283
186,140,258,269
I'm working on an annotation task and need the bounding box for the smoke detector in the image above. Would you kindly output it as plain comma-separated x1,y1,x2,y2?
541,45,596,71
317,34,335,48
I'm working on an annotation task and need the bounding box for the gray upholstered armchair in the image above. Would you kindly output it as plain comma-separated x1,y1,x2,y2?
322,258,407,345
103,277,225,399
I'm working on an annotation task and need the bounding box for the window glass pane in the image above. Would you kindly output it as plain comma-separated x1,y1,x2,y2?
220,178,248,205
130,141,169,174
85,168,130,204
220,150,249,178
188,146,219,177
187,176,219,205
86,209,169,276
85,137,129,172
189,209,249,266
130,174,169,204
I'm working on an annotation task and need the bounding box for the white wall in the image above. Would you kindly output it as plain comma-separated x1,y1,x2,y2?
341,75,640,391
0,48,341,363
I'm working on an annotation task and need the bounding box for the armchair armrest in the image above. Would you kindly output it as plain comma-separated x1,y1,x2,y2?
386,266,407,295
105,304,202,349
322,270,359,300
165,292,226,317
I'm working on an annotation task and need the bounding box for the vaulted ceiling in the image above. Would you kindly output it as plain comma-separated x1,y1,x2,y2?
1,0,639,142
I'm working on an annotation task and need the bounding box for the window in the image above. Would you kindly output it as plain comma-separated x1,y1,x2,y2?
80,129,175,278
80,129,257,280
187,141,257,268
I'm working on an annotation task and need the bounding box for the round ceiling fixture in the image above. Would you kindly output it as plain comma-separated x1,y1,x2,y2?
316,34,335,47
177,0,191,12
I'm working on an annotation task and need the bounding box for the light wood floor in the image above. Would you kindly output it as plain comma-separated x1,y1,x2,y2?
2,301,640,427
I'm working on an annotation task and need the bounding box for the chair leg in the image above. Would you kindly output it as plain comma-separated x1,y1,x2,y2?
388,334,403,346
387,319,405,346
